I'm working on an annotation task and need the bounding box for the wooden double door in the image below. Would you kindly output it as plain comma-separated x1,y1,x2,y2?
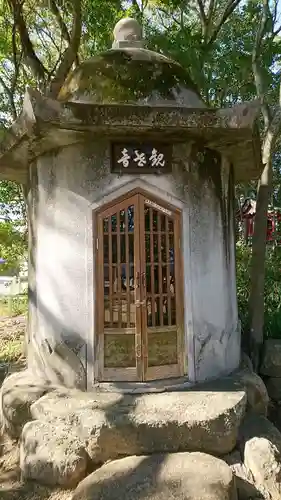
95,189,184,382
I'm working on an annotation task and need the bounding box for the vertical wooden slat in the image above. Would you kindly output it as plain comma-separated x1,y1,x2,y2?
134,195,142,381
149,208,155,327
139,195,147,381
96,214,104,380
174,213,184,376
125,206,130,328
157,212,163,327
117,211,121,328
108,216,113,327
166,216,172,326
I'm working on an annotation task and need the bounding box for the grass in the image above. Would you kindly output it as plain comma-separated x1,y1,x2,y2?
0,315,26,365
0,295,28,318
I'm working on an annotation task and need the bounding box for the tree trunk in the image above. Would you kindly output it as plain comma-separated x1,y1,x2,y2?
248,160,271,370
248,107,281,371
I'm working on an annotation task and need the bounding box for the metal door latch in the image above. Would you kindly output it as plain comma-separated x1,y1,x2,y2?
135,300,145,307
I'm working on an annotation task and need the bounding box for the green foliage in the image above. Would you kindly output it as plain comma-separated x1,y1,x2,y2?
0,221,27,275
0,181,27,275
236,243,251,334
0,293,28,317
237,244,281,339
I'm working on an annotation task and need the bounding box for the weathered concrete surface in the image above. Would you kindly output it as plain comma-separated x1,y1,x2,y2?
260,339,281,377
31,382,247,462
29,141,240,387
72,452,237,500
239,414,281,500
233,368,269,416
0,370,52,438
20,420,89,487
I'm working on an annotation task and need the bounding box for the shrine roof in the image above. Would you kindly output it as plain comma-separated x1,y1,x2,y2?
57,48,204,109
58,17,203,109
0,17,263,185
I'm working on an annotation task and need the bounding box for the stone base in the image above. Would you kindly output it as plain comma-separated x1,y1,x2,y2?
2,367,276,497
29,377,247,460
93,376,192,394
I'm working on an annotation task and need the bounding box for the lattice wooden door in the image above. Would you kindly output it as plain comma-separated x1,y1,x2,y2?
95,190,184,382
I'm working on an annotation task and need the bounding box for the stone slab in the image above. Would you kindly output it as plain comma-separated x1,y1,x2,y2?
31,379,247,462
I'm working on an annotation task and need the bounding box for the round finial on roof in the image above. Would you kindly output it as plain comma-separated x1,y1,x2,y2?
112,18,144,49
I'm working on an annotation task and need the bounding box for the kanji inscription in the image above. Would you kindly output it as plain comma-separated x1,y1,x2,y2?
111,142,172,174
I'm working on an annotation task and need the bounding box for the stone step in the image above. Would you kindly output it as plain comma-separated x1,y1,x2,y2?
1,371,247,487
29,378,246,465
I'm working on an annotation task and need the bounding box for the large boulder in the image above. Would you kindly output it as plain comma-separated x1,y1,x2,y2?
264,377,281,402
223,450,261,500
233,369,269,416
0,370,52,438
20,419,89,487
72,452,237,500
31,380,246,463
239,414,281,500
261,339,281,377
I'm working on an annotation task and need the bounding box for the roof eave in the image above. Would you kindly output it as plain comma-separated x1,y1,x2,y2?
0,88,263,184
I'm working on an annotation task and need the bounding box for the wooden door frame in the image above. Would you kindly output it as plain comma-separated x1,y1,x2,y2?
93,188,185,382
140,196,185,380
94,193,141,382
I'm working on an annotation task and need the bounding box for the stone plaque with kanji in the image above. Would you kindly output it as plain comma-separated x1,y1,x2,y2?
111,142,172,174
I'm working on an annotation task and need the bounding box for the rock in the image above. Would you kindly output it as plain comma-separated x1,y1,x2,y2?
0,370,51,438
20,419,89,487
72,452,237,500
268,401,281,434
31,380,246,463
261,339,281,377
233,369,269,416
240,352,254,372
0,363,8,385
224,450,262,500
265,377,281,402
239,414,281,500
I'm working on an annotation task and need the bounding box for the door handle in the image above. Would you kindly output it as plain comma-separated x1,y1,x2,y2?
136,344,142,358
141,272,146,288
135,300,145,307
135,272,140,289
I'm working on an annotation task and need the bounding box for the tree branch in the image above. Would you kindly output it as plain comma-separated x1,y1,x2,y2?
48,0,82,98
11,16,22,96
252,0,271,130
49,0,71,44
8,0,48,84
208,0,243,45
196,0,208,39
206,0,216,22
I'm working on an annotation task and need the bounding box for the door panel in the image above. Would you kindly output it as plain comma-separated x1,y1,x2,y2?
142,198,183,380
96,195,141,381
95,190,184,382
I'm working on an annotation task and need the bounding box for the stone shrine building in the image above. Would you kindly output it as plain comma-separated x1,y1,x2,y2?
0,18,262,390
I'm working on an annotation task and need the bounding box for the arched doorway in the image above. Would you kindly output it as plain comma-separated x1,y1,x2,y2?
94,189,184,382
